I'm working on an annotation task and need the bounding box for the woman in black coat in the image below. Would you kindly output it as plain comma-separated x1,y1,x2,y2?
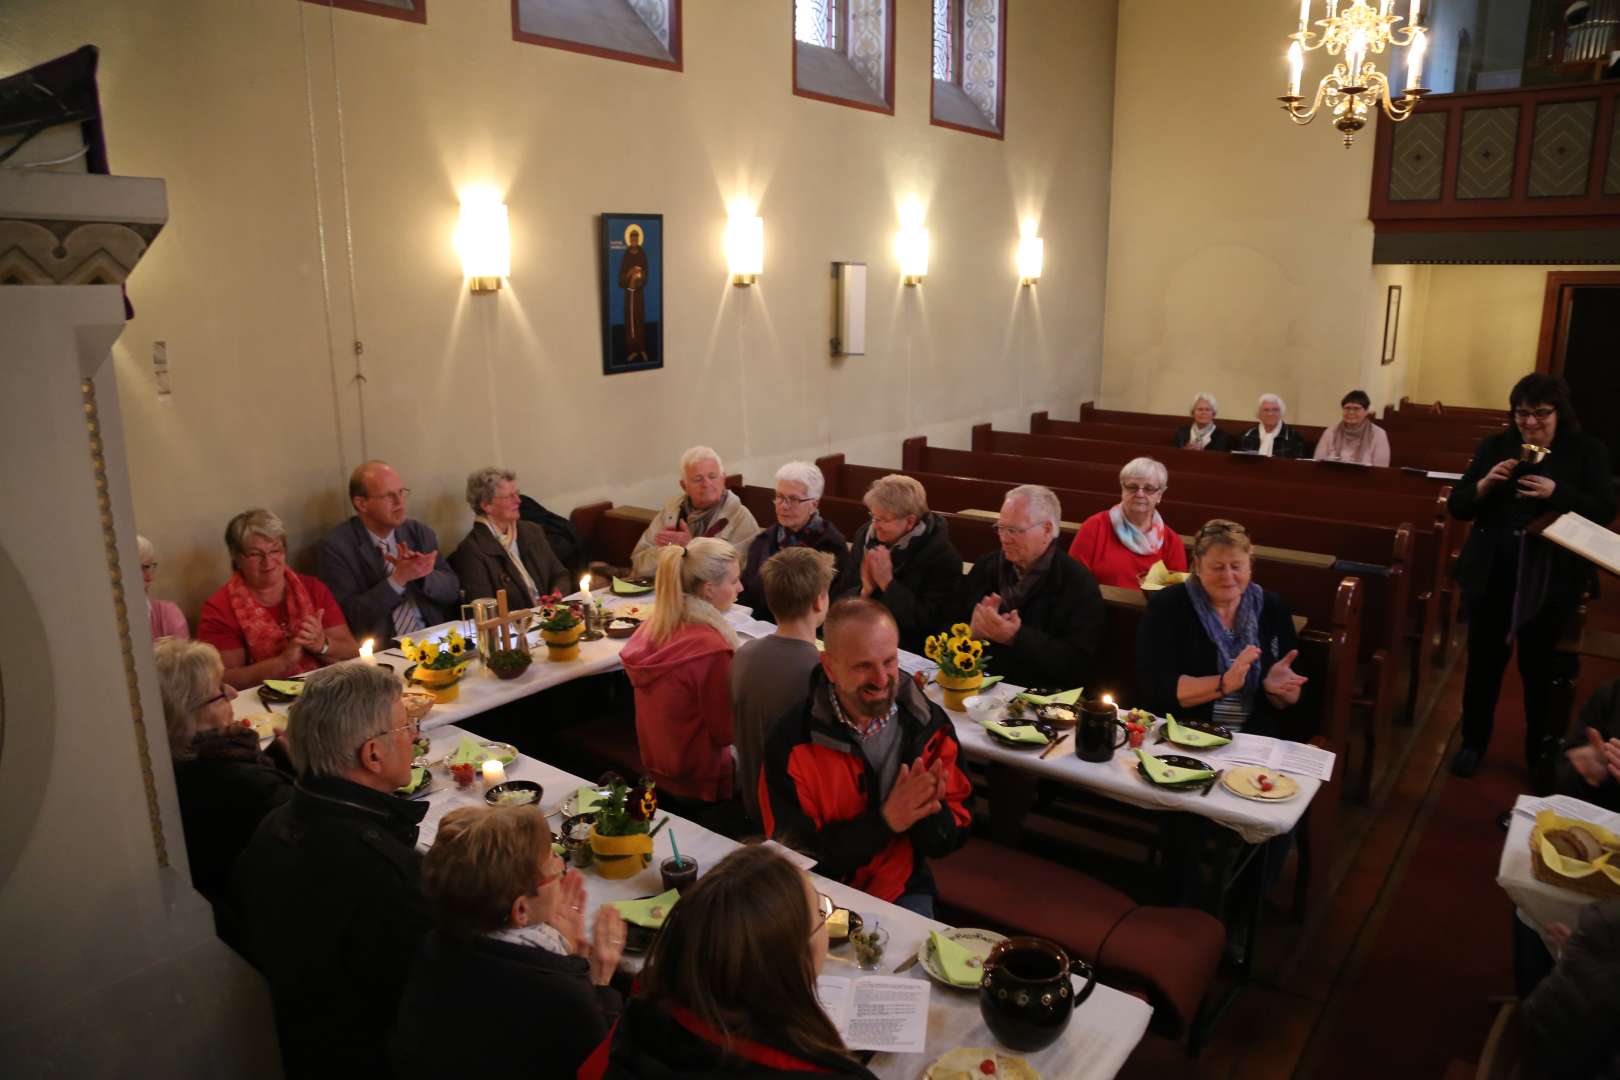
1446,373,1617,779
1136,519,1306,738
737,463,847,621
155,640,294,919
1172,391,1232,452
830,475,962,655
393,804,625,1076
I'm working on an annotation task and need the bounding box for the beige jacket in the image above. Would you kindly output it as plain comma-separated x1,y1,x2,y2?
629,489,761,577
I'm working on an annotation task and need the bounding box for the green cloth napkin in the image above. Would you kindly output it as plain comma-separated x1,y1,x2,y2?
449,736,487,766
264,679,304,696
609,888,680,928
574,786,607,812
978,675,1005,689
1014,686,1082,706
929,931,984,987
396,765,426,794
982,720,1050,745
1135,749,1215,784
1166,714,1231,748
612,576,653,595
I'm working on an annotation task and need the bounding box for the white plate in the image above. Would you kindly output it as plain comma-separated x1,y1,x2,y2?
916,927,1005,989
1221,765,1301,802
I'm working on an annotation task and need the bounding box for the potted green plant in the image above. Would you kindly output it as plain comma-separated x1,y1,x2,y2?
538,600,585,662
587,779,656,879
487,647,533,680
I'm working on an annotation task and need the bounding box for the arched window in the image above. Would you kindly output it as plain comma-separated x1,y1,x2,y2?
931,0,1005,137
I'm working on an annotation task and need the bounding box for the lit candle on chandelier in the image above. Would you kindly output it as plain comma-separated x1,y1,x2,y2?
1287,40,1304,96
359,638,376,665
1410,0,1421,25
1297,0,1310,33
1407,29,1427,87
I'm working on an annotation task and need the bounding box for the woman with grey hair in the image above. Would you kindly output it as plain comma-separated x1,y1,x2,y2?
198,508,359,689
1173,392,1230,452
140,534,190,642
154,638,292,900
1069,457,1189,588
1237,393,1308,458
449,467,571,608
737,461,848,620
831,474,964,654
630,445,761,578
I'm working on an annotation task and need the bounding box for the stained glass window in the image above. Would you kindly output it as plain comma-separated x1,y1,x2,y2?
932,0,954,81
795,0,838,50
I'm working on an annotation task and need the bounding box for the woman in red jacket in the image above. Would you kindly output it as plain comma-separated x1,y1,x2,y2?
619,538,742,806
1068,456,1188,588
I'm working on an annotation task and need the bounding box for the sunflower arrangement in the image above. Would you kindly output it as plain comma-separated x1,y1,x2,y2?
925,623,988,679
398,628,471,671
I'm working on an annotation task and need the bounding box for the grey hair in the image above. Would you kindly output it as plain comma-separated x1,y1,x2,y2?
679,445,723,476
1190,392,1218,416
863,474,929,520
154,639,224,761
774,461,824,501
1120,457,1169,491
465,466,517,515
1257,393,1287,417
1005,484,1061,535
225,509,286,562
286,662,403,778
138,534,157,564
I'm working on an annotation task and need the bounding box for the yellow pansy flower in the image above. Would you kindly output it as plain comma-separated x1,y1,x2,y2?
924,637,942,661
951,623,971,639
969,641,983,657
422,641,440,663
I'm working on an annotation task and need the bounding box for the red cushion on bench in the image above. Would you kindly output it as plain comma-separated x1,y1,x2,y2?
1096,904,1225,1039
932,839,1136,961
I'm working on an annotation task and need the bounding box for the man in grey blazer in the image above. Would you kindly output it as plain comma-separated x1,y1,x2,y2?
317,461,461,647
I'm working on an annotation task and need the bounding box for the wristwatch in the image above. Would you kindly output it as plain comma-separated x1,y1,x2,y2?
319,638,331,656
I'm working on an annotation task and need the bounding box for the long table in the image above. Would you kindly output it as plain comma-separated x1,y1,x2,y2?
1497,793,1620,948
417,724,1153,1080
231,595,1322,843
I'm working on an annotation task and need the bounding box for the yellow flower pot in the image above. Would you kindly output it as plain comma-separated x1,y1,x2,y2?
936,671,985,712
410,663,467,703
542,622,585,662
588,826,654,880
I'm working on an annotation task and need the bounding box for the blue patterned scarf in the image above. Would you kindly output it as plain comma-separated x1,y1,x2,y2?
1185,576,1264,702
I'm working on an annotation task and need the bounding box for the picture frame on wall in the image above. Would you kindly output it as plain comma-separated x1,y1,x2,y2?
1381,284,1402,366
600,212,664,376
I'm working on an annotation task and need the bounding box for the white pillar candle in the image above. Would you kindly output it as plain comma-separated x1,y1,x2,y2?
482,759,506,788
359,638,375,664
1287,41,1305,96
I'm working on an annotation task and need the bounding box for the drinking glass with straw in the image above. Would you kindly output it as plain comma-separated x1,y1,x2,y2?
660,828,699,895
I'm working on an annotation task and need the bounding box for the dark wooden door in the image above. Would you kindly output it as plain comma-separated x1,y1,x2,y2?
1541,272,1620,471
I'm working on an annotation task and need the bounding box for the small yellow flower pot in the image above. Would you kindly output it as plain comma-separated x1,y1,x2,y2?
542,622,585,662
588,826,653,880
410,663,465,703
936,671,985,712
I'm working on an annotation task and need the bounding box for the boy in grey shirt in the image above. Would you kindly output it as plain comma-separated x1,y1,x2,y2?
730,547,837,825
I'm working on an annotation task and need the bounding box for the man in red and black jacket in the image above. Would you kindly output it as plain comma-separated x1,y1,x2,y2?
760,598,972,917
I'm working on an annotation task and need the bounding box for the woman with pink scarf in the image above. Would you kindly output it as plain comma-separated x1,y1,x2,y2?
1069,457,1189,588
1314,390,1391,467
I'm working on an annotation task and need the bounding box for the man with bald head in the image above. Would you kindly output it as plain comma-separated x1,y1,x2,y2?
317,460,461,647
759,598,971,917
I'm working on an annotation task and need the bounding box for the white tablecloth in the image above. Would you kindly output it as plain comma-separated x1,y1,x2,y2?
413,725,1152,1080
1497,794,1620,938
927,683,1320,844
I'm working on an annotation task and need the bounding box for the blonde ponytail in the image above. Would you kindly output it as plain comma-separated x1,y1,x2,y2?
646,538,739,646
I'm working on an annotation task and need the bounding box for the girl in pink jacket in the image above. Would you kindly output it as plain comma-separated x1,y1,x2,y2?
619,538,742,804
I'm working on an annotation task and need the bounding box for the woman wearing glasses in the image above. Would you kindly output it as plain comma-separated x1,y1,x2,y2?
1447,374,1617,780
198,509,359,690
831,473,963,655
154,639,293,903
1069,457,1189,589
394,804,625,1076
737,462,848,621
579,844,878,1080
1313,390,1391,467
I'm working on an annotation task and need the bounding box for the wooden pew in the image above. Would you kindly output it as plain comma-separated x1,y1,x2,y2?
897,438,1454,683
570,502,656,569
1033,414,1475,475
1076,402,1326,445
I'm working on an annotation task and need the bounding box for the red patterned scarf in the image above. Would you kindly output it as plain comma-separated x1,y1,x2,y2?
225,570,318,672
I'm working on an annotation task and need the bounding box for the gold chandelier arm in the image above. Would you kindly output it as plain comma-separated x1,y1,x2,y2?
1280,76,1332,125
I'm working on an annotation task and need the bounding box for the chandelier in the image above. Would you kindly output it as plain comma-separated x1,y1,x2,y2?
1280,1,1430,148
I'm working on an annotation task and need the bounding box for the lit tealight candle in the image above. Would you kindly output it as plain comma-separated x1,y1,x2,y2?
359,638,375,665
482,759,506,788
1101,693,1114,707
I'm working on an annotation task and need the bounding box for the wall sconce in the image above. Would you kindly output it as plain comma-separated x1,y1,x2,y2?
456,191,510,293
726,211,764,286
1017,230,1044,286
896,224,929,286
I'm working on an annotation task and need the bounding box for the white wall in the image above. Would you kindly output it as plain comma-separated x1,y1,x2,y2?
0,0,1118,617
1101,0,1417,428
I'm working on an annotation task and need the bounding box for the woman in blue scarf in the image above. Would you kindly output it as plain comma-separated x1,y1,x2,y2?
1136,519,1306,736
